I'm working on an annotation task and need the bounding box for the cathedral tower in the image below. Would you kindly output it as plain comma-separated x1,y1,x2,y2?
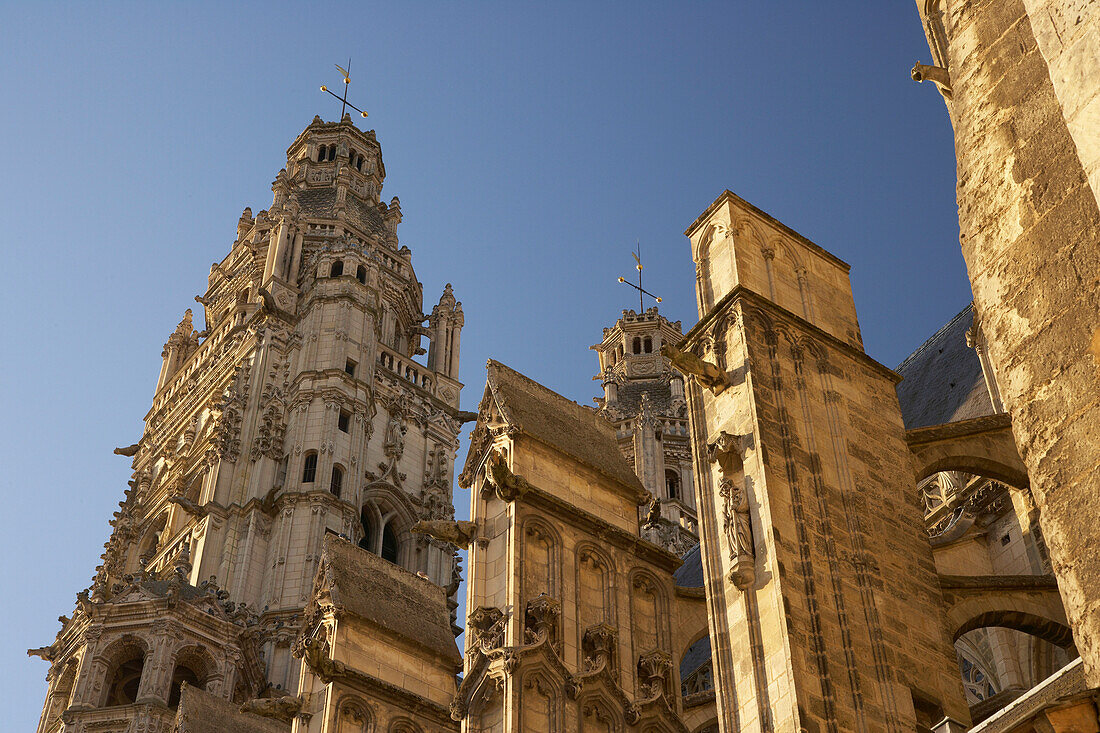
30,114,467,732
592,307,698,555
677,191,968,732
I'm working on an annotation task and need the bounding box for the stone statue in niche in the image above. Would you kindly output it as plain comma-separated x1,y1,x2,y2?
708,431,756,590
384,411,407,459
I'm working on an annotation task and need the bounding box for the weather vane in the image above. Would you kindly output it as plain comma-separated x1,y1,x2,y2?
320,59,368,119
618,240,662,313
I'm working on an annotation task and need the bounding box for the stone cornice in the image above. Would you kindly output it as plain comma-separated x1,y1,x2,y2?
904,412,1013,446
937,574,1059,591
680,284,900,384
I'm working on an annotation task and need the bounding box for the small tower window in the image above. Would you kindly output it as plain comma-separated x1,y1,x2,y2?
345,358,357,377
327,145,336,161
382,524,399,564
330,261,344,278
633,337,642,354
105,652,145,707
644,336,653,353
316,145,327,162
330,466,344,498
302,452,317,483
666,470,681,501
356,264,366,284
338,410,350,433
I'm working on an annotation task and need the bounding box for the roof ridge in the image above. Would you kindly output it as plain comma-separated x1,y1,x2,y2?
896,302,974,373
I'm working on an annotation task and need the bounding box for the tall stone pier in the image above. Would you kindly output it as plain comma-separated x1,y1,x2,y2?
912,0,1100,687
678,191,968,732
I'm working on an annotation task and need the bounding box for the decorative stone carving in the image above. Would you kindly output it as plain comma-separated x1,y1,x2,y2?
660,343,728,394
708,431,756,590
410,519,478,548
484,451,531,502
582,623,617,673
911,62,952,96
468,607,507,652
523,593,560,647
240,695,303,722
636,649,673,700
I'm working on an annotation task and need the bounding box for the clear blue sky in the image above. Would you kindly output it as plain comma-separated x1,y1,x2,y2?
0,3,967,725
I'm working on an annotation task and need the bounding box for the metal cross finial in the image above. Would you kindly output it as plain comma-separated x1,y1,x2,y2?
320,58,368,120
618,240,662,312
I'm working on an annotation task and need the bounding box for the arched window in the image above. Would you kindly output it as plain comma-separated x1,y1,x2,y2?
359,510,373,552
168,664,203,708
382,524,399,564
666,470,681,501
330,466,344,498
105,651,145,707
327,145,336,161
330,260,344,278
316,145,327,162
355,265,366,284
633,337,642,354
644,336,653,353
302,452,317,483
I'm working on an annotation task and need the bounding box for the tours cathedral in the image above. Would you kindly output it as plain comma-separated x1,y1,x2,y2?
28,2,1100,732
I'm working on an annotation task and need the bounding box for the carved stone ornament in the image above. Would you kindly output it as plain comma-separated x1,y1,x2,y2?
523,593,560,646
484,451,531,502
240,695,303,722
410,519,478,548
582,623,617,673
660,343,728,394
708,431,756,590
637,649,674,700
468,606,507,653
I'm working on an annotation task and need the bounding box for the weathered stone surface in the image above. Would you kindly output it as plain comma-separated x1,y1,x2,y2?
914,0,1100,688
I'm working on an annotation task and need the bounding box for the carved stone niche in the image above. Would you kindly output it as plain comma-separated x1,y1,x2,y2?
524,593,560,650
707,431,756,591
581,623,617,673
636,649,673,699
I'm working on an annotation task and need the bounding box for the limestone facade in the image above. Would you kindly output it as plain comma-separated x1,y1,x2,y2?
912,0,1100,693
593,308,699,555
30,115,467,732
681,190,970,732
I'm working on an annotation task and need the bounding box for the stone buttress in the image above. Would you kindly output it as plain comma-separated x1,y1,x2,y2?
679,191,969,732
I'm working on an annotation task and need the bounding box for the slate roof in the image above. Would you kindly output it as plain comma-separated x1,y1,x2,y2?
318,535,461,665
680,634,712,678
294,188,386,236
175,684,288,733
673,544,704,588
895,304,994,430
484,360,646,496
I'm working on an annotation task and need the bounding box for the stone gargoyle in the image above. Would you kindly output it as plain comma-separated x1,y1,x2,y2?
911,62,952,97
485,451,531,502
240,695,304,723
169,496,208,518
660,343,729,394
113,443,141,457
411,519,479,548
